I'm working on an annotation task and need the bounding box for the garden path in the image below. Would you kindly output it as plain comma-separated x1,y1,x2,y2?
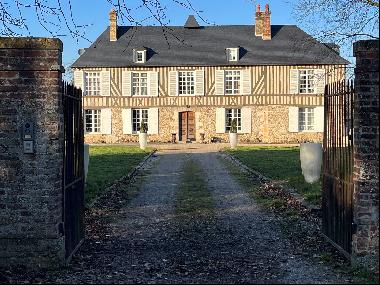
2,147,350,284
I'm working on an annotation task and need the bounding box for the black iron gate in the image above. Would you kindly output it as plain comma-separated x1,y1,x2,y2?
62,81,85,261
322,80,354,258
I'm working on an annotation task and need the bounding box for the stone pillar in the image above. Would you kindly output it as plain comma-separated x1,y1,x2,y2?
352,40,379,270
0,37,65,267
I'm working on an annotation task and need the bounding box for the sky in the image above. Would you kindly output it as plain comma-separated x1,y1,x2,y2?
2,0,358,67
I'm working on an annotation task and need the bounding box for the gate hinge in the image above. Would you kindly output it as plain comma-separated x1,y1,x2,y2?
58,222,65,236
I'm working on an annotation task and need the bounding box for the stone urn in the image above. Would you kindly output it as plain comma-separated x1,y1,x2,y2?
139,123,148,150
84,143,90,181
229,132,238,149
229,118,238,149
300,142,323,183
139,132,147,150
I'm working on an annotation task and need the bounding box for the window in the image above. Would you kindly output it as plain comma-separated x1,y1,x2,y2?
178,71,195,95
299,107,315,131
132,73,148,96
133,49,146,63
84,72,101,96
85,109,101,133
226,48,239,61
299,70,315,94
225,109,242,132
132,109,149,132
225,70,241,94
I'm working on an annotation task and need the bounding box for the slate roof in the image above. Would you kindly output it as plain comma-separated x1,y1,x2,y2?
71,24,349,68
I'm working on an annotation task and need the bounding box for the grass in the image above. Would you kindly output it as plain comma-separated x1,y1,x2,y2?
176,159,214,215
226,146,322,206
85,145,152,205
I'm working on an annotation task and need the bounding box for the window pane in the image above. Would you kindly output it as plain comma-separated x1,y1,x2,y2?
85,72,101,96
225,71,240,94
299,108,306,131
225,108,242,132
299,70,315,94
178,71,195,95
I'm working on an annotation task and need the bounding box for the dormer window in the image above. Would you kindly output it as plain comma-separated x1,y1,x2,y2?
226,48,239,62
133,48,147,63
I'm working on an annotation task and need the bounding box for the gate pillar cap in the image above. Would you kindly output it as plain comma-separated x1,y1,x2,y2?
0,37,63,51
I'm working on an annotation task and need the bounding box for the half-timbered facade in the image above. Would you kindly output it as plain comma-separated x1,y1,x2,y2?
72,5,348,144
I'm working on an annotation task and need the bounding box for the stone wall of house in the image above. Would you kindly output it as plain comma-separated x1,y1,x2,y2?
0,37,65,267
352,40,379,270
84,105,322,144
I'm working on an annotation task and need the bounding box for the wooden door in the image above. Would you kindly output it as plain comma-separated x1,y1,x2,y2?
179,111,196,141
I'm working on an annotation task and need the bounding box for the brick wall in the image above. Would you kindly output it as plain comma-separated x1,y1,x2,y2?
352,40,379,270
0,37,65,267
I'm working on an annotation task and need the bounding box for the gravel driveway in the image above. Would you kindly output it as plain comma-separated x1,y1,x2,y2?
1,147,352,284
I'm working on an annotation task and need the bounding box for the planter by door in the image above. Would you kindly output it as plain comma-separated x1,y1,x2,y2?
139,132,147,150
229,132,238,149
300,142,322,183
179,111,196,142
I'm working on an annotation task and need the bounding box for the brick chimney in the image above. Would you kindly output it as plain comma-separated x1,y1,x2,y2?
255,4,271,40
109,9,118,42
255,5,263,37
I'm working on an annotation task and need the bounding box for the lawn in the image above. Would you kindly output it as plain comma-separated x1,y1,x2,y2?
85,145,152,205
226,146,322,206
176,159,214,215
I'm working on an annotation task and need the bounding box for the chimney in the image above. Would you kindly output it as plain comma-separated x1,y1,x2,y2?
255,4,271,40
109,9,118,42
262,4,271,40
255,5,263,37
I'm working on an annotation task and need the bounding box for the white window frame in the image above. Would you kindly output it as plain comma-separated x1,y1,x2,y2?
132,72,148,96
226,48,239,62
135,50,146,63
225,70,241,95
299,69,315,94
299,107,315,132
132,109,149,133
225,108,242,132
85,109,101,134
84,72,101,96
178,71,195,96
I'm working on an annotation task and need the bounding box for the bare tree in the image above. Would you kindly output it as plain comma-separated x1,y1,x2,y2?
0,0,208,40
293,0,379,45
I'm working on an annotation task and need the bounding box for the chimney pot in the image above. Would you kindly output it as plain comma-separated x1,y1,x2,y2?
265,4,270,13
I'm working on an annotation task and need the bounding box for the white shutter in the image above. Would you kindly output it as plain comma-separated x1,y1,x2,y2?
315,106,324,132
169,71,178,96
148,108,159,134
100,108,112,134
290,69,299,94
215,70,225,95
288,107,299,132
240,107,252,133
148,72,159,97
241,70,251,95
216,108,226,133
101,70,111,96
122,109,133,134
195,70,205,96
74,70,84,92
314,69,326,94
122,71,132,96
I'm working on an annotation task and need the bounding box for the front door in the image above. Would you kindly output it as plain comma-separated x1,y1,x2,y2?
179,111,196,142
